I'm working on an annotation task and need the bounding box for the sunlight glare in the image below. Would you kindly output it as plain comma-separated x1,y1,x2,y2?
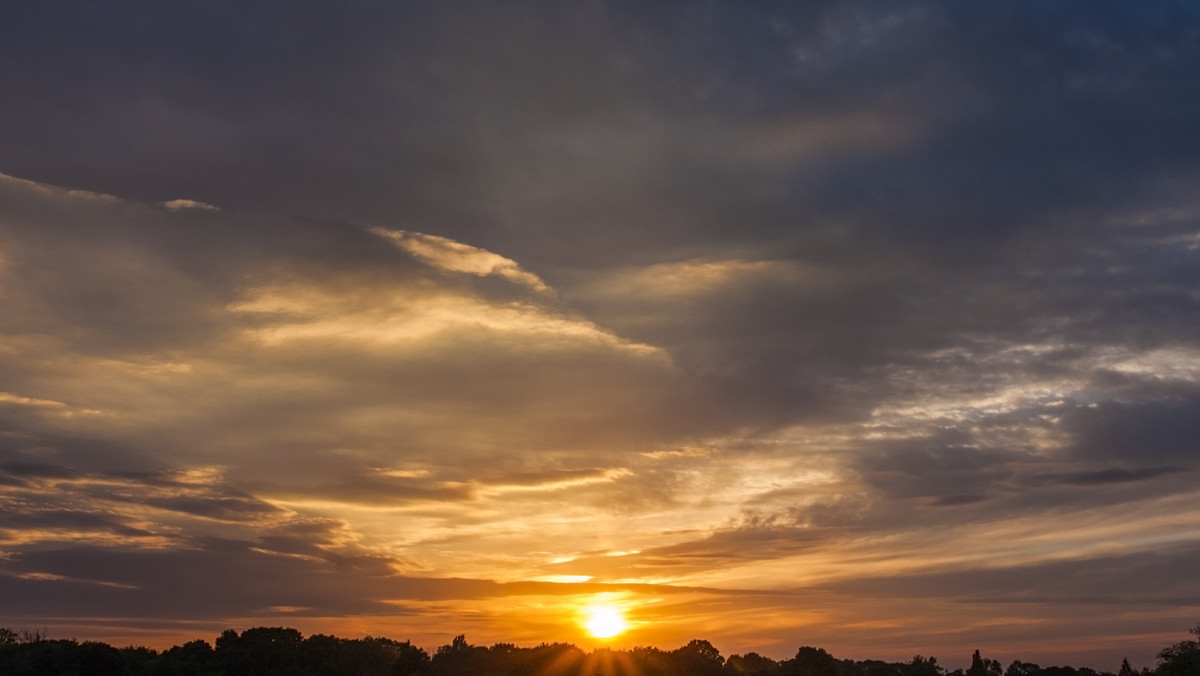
583,604,628,639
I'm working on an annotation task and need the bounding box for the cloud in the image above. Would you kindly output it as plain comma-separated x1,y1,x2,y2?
1059,396,1200,464
161,198,220,212
1,0,1200,665
1031,466,1187,487
371,228,550,293
0,172,752,617
827,541,1200,606
1,460,80,479
0,172,711,482
927,494,990,507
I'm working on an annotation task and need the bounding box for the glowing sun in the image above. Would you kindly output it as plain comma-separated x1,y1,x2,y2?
583,604,628,639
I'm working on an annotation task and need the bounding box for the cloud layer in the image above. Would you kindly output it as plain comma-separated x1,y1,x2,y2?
2,1,1200,670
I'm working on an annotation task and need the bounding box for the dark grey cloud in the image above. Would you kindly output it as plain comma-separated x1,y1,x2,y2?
3,3,1199,431
851,433,1027,503
829,540,1200,606
1060,396,1200,464
0,460,80,479
259,476,476,507
0,463,283,545
0,542,411,620
0,539,722,625
0,509,153,539
2,2,1194,263
1031,466,1186,487
137,494,282,521
927,494,990,507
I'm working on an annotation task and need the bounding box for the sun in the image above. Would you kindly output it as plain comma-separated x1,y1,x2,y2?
582,604,628,639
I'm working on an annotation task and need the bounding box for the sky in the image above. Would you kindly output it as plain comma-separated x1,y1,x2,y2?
1,0,1200,670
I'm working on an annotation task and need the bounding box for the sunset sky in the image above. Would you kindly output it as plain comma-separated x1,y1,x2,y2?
2,1,1200,671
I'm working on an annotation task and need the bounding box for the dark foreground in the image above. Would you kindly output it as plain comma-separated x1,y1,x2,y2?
2,624,1197,676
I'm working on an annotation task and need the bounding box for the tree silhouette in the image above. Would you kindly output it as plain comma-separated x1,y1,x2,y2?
670,638,725,676
430,634,491,675
215,627,303,676
1004,660,1040,676
0,622,1194,676
785,646,840,676
154,639,214,676
906,654,944,676
727,651,780,674
966,650,1002,676
1156,625,1200,676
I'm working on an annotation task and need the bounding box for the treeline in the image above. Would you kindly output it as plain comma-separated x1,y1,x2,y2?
1,624,1197,676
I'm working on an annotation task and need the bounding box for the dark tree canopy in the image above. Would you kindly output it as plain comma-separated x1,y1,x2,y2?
2,623,1196,676
1155,625,1200,676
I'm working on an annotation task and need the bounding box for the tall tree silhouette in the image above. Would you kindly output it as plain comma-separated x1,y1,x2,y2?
1156,625,1200,676
967,650,1002,676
